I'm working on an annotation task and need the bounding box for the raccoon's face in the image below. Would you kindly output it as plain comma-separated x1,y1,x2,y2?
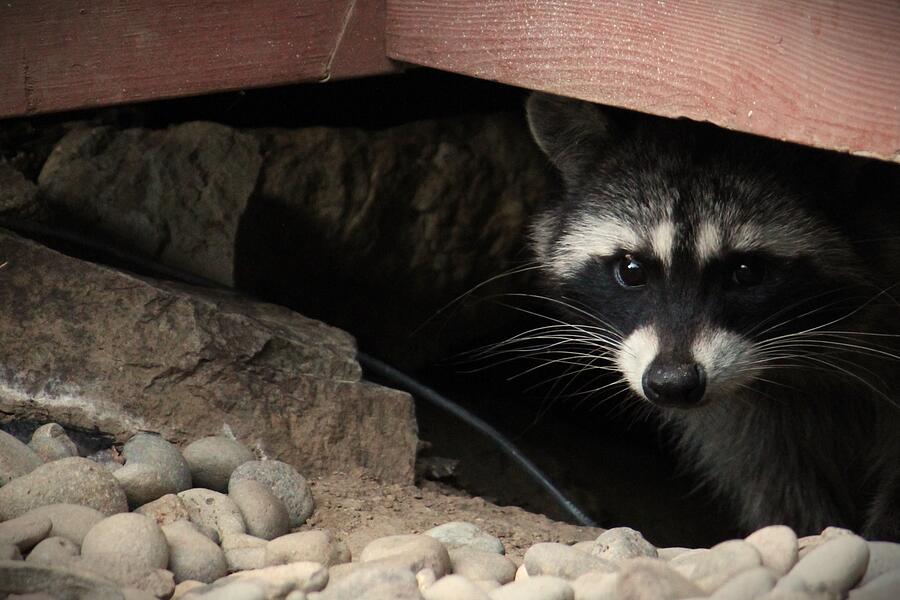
526,93,870,409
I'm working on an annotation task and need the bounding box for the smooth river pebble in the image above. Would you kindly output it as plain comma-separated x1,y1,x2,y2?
25,536,80,564
229,478,291,540
669,539,761,593
708,566,777,600
360,533,452,578
0,457,128,520
776,534,870,596
859,541,900,586
17,503,105,546
115,462,176,508
0,430,43,485
178,488,247,538
28,423,79,463
591,527,657,563
489,575,574,600
224,561,329,596
616,558,704,599
266,530,350,567
222,533,268,572
183,436,255,492
746,525,799,576
314,565,420,600
449,547,517,584
524,542,616,580
423,574,491,600
163,519,228,583
81,512,169,571
123,432,192,493
425,521,505,555
0,513,52,552
230,460,315,527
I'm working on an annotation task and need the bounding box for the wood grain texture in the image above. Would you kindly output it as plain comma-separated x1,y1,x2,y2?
0,0,398,118
386,0,900,162
329,0,397,80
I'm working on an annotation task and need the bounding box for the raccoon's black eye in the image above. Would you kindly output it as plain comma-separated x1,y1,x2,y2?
614,254,647,288
731,259,766,287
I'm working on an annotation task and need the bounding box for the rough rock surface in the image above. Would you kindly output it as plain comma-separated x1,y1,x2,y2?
31,116,549,369
0,232,417,484
241,117,549,368
0,162,42,219
38,122,261,287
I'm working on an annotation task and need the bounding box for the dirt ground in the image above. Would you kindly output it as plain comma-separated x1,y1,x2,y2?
302,469,604,564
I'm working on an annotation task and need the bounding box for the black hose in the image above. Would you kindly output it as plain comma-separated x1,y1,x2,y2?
0,216,597,527
357,352,597,527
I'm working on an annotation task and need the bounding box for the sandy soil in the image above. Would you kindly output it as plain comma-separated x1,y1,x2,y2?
302,469,603,564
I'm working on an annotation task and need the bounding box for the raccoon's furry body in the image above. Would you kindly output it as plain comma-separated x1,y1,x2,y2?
525,93,900,540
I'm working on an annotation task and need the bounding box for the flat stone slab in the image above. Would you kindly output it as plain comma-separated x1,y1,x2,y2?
0,231,417,484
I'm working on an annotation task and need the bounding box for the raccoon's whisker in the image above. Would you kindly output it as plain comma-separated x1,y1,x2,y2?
412,261,545,336
753,280,900,341
532,361,616,400
520,356,610,395
815,330,900,338
753,285,900,346
503,292,625,339
787,354,897,408
745,287,857,338
511,353,619,373
743,375,804,395
456,338,617,374
754,347,895,397
472,335,620,362
565,377,630,401
729,383,765,407
493,300,623,341
572,376,628,409
760,339,900,363
462,322,620,359
750,295,871,341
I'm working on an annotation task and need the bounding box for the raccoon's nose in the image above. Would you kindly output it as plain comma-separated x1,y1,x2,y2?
642,361,706,408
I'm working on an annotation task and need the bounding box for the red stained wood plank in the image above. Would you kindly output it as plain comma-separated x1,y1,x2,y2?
386,0,900,162
329,0,396,80
0,0,397,119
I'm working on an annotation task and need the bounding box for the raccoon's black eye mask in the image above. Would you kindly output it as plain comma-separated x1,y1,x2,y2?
603,250,774,292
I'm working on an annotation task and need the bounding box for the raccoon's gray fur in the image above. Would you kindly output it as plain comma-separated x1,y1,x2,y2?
525,92,900,540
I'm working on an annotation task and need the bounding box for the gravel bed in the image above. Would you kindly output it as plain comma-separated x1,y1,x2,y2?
0,426,898,599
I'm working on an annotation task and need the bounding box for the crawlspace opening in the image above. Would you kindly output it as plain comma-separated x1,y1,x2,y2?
1,69,737,548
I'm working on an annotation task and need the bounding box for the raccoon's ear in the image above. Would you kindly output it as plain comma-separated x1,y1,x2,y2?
526,92,611,175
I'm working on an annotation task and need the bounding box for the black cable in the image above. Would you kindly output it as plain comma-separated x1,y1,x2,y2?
0,216,597,527
357,352,597,527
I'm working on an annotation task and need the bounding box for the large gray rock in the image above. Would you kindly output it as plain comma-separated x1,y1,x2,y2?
0,232,417,484
35,116,549,369
38,122,261,287
242,117,549,368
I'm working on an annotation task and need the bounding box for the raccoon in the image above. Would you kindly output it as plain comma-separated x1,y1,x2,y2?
524,92,900,540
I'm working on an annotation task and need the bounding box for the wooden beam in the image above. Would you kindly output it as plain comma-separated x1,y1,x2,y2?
386,0,900,162
0,0,398,119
